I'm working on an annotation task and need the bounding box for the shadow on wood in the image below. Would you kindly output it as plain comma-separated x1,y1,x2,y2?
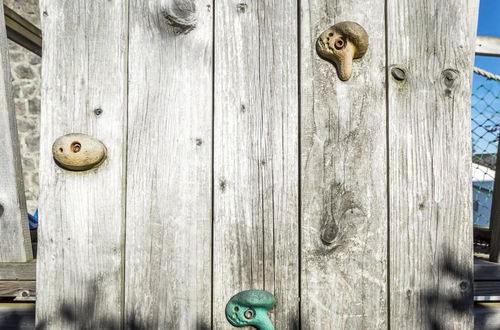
35,280,211,330
422,253,472,329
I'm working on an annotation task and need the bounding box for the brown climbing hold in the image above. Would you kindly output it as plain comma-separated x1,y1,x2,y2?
316,21,369,81
52,133,107,171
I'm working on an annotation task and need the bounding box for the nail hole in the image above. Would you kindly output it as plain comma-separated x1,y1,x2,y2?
71,142,81,153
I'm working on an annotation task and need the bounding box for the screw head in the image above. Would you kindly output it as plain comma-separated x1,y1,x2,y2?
244,309,255,319
391,67,406,81
94,108,103,116
334,38,345,50
71,142,81,153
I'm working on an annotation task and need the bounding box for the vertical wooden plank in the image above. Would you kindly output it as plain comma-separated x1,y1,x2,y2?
300,0,387,328
387,0,479,328
213,1,299,328
36,0,127,328
0,0,32,262
488,141,500,262
125,0,213,328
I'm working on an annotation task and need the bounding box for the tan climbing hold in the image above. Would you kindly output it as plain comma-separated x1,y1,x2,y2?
52,133,107,171
316,21,369,81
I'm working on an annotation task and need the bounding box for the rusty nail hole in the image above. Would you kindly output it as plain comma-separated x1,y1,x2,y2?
71,142,81,153
391,67,406,81
334,38,344,50
0,204,4,217
94,108,103,116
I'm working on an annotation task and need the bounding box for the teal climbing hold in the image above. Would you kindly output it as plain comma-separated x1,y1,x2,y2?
225,290,276,330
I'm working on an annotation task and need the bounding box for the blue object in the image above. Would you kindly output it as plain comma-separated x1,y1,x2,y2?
28,209,38,230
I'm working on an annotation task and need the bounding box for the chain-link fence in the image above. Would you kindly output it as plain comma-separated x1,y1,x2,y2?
472,70,500,229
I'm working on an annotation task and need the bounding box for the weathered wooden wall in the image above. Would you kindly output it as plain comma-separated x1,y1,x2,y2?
36,0,479,328
0,0,32,263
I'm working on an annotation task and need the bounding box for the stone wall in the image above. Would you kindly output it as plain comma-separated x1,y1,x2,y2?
5,0,41,213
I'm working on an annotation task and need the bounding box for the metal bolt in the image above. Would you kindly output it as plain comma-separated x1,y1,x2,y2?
71,142,81,153
391,67,406,81
244,309,255,319
334,38,345,50
459,280,469,291
0,204,3,217
94,108,103,116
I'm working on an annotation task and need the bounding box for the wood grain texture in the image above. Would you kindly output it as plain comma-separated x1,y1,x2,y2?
125,0,213,328
0,262,35,281
300,0,387,328
387,0,479,328
0,281,35,297
475,259,500,281
0,0,32,263
476,36,500,57
36,0,127,328
213,1,299,328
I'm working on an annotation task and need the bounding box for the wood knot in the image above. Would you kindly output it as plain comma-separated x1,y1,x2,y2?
320,213,339,245
442,69,459,88
162,0,198,34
